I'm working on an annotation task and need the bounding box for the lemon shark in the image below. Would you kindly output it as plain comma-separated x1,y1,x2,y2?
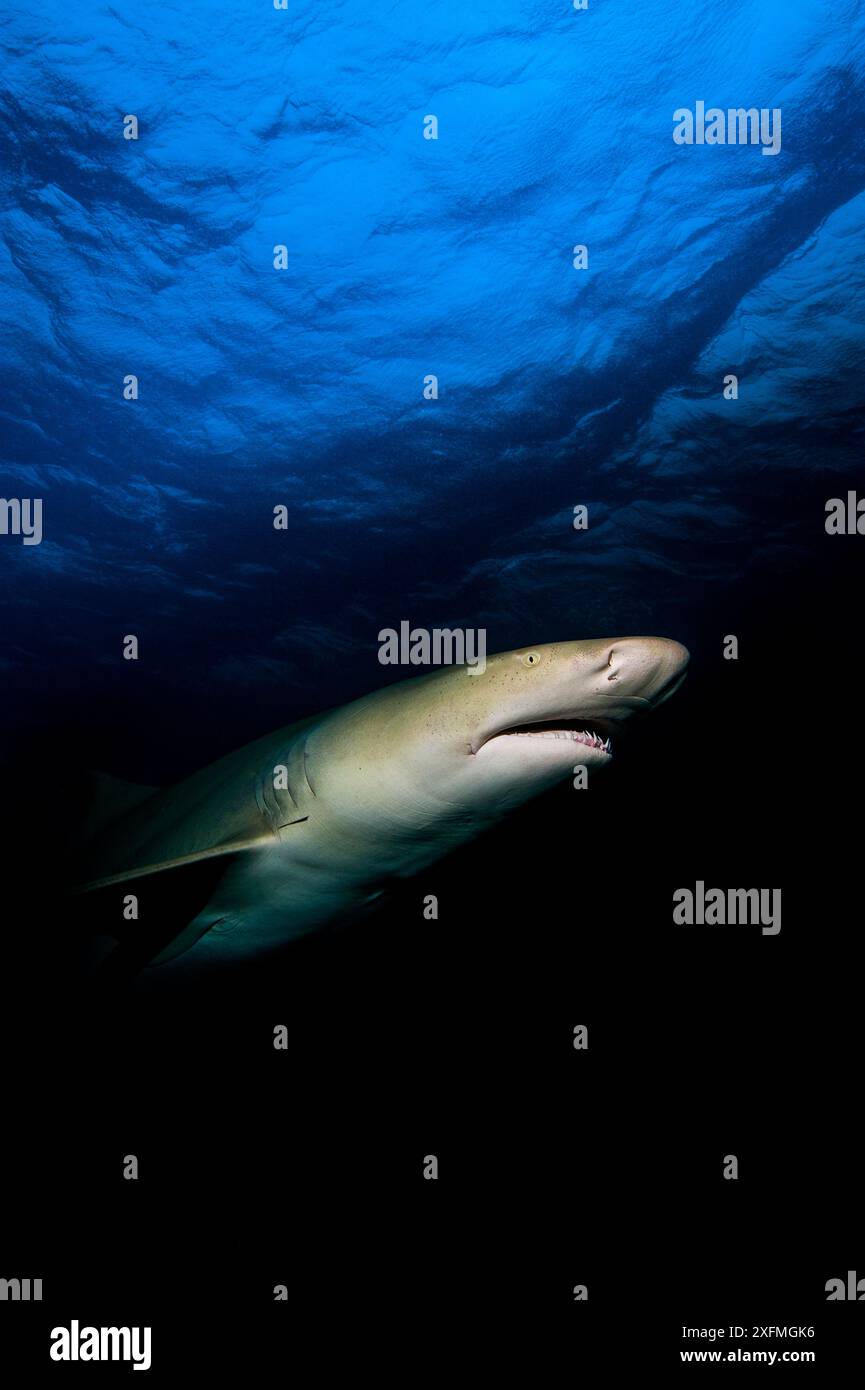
76,637,688,971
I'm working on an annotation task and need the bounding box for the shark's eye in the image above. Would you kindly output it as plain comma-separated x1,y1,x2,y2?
523,652,540,666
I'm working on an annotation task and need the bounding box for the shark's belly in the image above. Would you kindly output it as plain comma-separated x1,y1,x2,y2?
147,789,480,968
151,837,385,968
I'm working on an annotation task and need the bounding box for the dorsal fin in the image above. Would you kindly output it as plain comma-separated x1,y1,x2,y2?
80,771,159,843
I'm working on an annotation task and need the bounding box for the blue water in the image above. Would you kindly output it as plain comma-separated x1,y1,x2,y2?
2,0,865,769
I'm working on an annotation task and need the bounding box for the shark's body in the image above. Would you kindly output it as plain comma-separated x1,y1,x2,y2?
78,637,688,970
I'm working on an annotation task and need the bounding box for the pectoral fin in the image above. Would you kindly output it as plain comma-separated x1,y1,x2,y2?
73,834,273,894
70,846,260,979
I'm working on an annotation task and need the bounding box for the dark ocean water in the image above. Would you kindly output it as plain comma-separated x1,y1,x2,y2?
3,0,865,774
2,1,864,1373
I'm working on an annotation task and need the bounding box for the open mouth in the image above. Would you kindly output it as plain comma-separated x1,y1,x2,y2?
482,717,615,756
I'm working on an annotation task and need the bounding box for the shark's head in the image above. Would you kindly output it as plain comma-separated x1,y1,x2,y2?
309,637,689,846
446,636,689,810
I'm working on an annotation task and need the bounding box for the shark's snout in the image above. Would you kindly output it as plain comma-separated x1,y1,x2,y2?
471,635,689,770
601,637,689,706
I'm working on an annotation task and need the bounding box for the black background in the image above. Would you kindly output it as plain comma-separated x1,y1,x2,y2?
1,502,862,1375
